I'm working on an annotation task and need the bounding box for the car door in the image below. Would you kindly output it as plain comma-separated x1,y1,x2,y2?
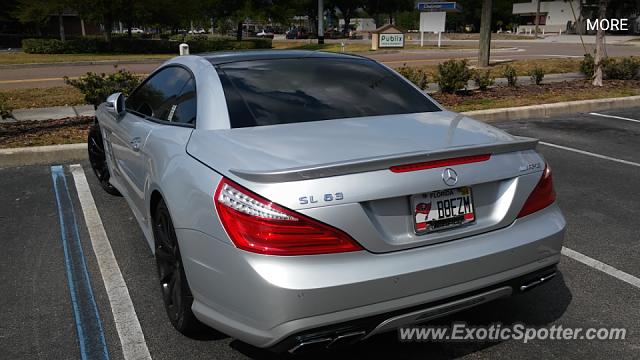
109,65,195,216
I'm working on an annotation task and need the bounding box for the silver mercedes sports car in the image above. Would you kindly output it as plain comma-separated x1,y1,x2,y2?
89,50,565,353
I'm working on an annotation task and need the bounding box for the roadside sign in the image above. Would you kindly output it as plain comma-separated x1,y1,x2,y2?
417,1,462,12
371,24,406,50
420,11,447,33
379,33,404,48
419,11,447,48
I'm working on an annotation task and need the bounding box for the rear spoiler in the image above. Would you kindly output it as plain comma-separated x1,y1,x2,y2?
230,136,538,183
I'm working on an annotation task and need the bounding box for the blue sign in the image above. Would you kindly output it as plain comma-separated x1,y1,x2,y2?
417,2,462,12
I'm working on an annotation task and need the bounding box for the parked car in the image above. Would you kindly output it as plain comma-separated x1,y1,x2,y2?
89,50,565,354
188,28,207,34
130,27,145,34
285,27,309,39
256,29,275,38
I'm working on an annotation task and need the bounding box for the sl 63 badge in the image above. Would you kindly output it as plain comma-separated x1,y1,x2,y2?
299,192,344,205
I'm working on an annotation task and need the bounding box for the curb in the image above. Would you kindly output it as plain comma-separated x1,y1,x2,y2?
1,96,639,167
462,95,640,122
0,143,87,168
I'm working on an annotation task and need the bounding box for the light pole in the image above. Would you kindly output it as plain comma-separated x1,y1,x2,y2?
318,0,325,44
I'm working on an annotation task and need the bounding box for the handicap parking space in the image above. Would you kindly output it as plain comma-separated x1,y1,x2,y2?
1,108,639,359
0,165,123,360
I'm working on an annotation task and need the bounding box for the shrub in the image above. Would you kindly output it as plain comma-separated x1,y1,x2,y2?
64,69,141,108
0,34,39,48
396,65,429,90
435,59,473,93
580,53,595,79
168,34,210,42
0,93,13,119
503,65,518,87
473,69,495,91
22,37,272,54
602,57,640,80
529,66,545,85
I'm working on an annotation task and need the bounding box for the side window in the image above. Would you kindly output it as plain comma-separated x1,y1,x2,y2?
126,66,196,125
168,78,196,125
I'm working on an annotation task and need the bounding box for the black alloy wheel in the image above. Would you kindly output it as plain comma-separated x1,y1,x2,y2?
153,199,202,334
88,123,121,196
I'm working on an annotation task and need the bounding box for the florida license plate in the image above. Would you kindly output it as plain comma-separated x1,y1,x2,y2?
411,187,475,234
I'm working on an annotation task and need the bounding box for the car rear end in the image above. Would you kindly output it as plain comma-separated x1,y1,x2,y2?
178,52,565,352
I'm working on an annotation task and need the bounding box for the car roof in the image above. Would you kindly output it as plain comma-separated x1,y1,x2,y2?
200,50,368,65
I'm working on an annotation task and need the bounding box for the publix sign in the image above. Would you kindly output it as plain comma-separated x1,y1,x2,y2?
379,33,404,48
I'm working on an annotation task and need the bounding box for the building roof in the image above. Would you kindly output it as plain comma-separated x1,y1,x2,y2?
371,24,407,34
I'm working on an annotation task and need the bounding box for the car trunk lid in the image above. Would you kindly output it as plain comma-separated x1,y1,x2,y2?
188,111,545,253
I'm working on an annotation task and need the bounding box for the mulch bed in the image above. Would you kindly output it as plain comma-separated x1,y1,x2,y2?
0,116,93,148
431,80,640,109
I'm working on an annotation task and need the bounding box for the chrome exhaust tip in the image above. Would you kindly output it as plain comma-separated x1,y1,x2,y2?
288,337,333,354
519,271,557,292
288,330,367,354
326,331,366,349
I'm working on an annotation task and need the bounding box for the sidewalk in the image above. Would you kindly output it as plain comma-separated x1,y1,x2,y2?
5,105,95,122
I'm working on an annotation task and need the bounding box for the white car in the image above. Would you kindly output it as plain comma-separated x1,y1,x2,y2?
256,29,275,38
188,28,207,34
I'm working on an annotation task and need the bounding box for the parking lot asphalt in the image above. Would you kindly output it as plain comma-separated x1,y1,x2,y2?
1,108,639,359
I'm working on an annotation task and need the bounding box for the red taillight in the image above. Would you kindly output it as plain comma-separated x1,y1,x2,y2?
390,154,491,173
517,164,556,218
214,178,363,256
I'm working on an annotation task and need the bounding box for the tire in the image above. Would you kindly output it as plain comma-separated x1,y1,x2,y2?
88,123,121,196
153,199,204,335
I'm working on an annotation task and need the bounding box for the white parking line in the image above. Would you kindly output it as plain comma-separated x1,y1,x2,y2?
562,247,640,289
589,112,640,124
539,142,640,168
70,164,152,360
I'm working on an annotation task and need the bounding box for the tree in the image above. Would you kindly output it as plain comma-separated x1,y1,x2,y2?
478,0,492,67
74,0,122,42
363,0,413,25
328,0,364,34
592,0,608,86
12,0,49,36
13,0,70,40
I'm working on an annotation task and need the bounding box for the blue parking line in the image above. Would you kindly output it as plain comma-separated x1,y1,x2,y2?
50,165,109,360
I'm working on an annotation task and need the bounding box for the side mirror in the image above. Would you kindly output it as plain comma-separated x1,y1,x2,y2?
106,92,125,117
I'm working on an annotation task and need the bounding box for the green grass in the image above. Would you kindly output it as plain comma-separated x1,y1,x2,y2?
0,86,85,109
0,52,172,65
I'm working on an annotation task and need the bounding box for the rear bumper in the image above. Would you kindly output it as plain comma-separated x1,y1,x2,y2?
178,203,565,348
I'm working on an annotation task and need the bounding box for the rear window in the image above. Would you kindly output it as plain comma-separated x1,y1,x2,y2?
217,58,440,128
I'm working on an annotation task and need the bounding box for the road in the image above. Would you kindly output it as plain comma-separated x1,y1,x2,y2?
1,40,639,89
1,108,639,359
